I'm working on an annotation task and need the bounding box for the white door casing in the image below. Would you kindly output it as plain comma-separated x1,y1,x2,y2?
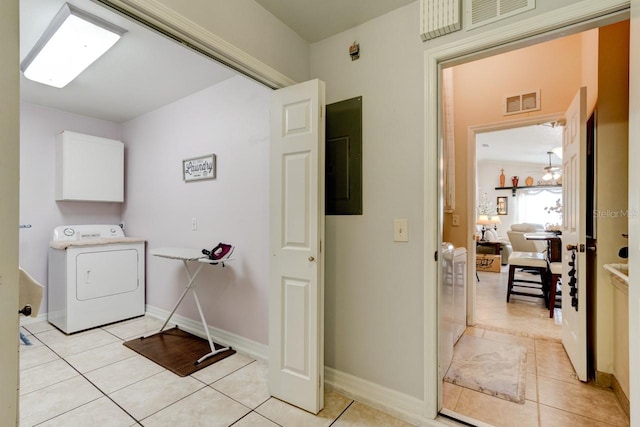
268,79,326,414
561,86,588,382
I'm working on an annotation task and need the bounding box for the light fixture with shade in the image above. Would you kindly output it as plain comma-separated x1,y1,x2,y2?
21,3,126,88
489,215,501,230
477,214,491,241
542,151,562,181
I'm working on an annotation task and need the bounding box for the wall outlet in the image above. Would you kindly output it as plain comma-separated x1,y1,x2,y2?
393,219,409,242
452,215,460,226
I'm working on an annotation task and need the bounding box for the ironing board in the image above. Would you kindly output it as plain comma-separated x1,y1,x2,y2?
148,247,233,365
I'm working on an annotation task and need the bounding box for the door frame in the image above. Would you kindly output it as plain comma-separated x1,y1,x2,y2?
464,113,564,327
0,0,20,423
97,0,296,90
424,0,631,419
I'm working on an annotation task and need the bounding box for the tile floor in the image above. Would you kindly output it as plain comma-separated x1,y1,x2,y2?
19,316,416,427
442,268,630,426
20,266,629,427
475,266,562,340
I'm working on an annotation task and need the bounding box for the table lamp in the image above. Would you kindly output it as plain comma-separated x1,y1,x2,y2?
477,214,491,241
490,215,501,230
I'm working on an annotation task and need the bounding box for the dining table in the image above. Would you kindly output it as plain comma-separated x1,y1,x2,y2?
524,231,562,262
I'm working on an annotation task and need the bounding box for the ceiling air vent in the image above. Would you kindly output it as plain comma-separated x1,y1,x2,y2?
420,0,462,41
465,0,535,30
504,90,540,115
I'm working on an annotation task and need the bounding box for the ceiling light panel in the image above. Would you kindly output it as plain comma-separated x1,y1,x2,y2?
21,3,126,88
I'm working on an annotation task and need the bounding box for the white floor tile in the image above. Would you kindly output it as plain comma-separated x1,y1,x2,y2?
19,342,59,371
36,396,135,427
84,354,165,394
190,352,254,385
211,361,270,409
19,376,102,427
142,386,250,427
109,370,204,420
36,328,121,357
255,391,352,427
332,401,415,427
20,358,78,395
23,321,56,335
103,315,164,340
65,341,139,373
233,412,280,426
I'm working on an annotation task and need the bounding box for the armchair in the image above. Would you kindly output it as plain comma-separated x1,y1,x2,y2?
506,223,547,254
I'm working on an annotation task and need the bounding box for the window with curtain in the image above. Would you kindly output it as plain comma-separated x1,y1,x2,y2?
515,187,563,228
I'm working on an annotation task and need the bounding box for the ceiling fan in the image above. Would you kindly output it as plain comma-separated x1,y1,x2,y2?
543,151,562,180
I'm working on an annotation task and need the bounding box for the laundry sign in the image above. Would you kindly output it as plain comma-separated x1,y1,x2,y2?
183,154,216,182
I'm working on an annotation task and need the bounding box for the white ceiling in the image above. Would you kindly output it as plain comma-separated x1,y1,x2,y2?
19,0,414,123
476,124,563,165
19,0,236,123
254,0,415,43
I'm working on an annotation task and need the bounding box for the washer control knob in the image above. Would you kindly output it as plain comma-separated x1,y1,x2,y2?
63,228,75,237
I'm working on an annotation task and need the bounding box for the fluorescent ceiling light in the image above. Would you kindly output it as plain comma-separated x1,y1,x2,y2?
21,3,126,88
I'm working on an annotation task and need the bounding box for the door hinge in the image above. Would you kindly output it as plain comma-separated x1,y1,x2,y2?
434,251,438,261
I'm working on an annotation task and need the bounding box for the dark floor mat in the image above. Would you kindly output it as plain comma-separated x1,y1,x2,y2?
124,327,235,376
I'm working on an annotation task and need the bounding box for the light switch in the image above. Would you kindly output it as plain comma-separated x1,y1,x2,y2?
452,215,460,226
394,219,409,242
191,217,197,231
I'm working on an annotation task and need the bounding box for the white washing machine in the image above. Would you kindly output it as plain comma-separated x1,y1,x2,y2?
48,224,145,334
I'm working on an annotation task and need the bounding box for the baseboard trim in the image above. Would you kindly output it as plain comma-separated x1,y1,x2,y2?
144,304,269,362
595,370,613,388
611,374,630,418
324,366,428,425
595,370,629,418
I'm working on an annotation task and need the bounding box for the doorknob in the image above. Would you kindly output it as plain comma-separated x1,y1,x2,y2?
566,244,586,252
308,256,315,262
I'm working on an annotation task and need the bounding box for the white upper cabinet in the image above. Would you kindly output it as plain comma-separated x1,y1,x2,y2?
55,131,124,202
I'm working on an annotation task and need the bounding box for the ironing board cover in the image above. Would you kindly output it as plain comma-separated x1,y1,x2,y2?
150,247,205,261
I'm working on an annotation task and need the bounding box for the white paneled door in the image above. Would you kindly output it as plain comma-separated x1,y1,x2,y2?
561,86,588,382
268,79,326,414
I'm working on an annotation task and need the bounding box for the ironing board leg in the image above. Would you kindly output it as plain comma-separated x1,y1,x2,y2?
192,288,229,364
145,259,229,364
144,260,204,338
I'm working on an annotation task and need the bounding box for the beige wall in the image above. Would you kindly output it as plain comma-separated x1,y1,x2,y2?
311,4,426,400
582,29,600,114
594,20,630,381
0,0,20,423
445,33,590,247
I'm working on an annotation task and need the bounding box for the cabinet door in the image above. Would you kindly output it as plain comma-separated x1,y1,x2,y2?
56,131,124,202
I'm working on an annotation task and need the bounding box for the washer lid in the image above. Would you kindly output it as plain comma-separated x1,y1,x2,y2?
52,224,125,241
